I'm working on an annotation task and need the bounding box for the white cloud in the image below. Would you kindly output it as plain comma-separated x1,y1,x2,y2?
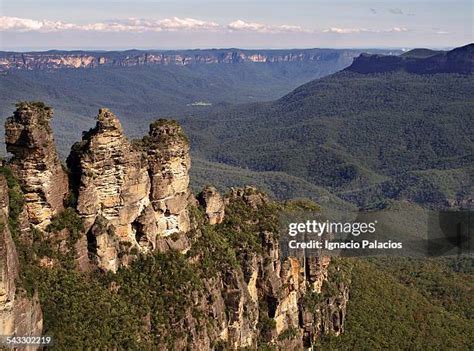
0,16,220,33
323,27,369,34
0,16,409,36
390,27,409,33
0,16,77,32
0,16,302,34
140,17,220,31
227,20,307,33
323,27,408,34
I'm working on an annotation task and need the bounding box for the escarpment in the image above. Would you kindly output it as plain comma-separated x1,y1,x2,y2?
0,48,382,72
3,102,348,349
175,187,349,349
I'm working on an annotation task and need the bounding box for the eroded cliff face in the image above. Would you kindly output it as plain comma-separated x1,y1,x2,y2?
67,109,150,271
3,103,348,349
67,110,192,271
0,175,43,345
5,102,68,229
155,187,349,350
69,108,150,239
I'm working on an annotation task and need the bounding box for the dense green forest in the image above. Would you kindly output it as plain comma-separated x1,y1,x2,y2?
183,70,473,208
190,157,356,213
317,257,473,350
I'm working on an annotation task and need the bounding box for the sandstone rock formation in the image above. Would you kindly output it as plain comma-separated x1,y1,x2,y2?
227,186,268,209
0,176,18,318
68,109,150,239
145,119,191,236
198,186,225,225
68,110,192,271
5,102,68,229
0,175,43,345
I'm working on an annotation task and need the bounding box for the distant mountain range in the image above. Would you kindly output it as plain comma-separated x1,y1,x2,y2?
0,48,400,72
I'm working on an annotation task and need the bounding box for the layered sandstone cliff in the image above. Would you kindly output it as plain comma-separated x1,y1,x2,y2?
67,110,192,271
69,108,150,239
0,49,375,72
5,102,68,229
144,119,192,236
198,186,225,225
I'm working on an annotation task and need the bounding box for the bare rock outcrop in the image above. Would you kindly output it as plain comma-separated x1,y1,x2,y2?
0,176,18,315
144,120,191,236
5,102,68,229
68,109,150,271
68,109,150,239
198,186,225,225
0,175,43,344
68,111,192,271
227,186,269,209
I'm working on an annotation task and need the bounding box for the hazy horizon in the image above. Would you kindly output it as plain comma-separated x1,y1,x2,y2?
0,45,464,53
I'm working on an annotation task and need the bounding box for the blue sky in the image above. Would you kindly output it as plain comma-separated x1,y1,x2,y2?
0,0,472,50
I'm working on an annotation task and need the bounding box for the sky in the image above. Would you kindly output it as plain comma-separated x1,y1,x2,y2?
0,0,472,51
